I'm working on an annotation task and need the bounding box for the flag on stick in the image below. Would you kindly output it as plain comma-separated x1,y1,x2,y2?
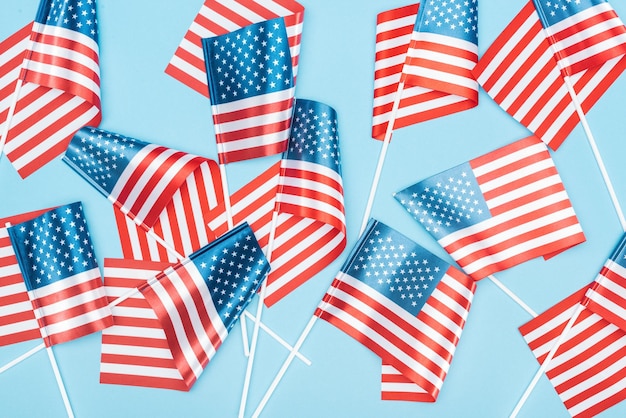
7,202,112,347
395,135,585,280
316,219,476,402
139,222,269,388
473,1,626,150
0,0,102,178
202,17,296,163
165,0,304,98
63,127,212,229
372,1,479,140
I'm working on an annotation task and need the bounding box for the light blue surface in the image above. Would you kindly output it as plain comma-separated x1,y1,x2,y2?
1,1,626,417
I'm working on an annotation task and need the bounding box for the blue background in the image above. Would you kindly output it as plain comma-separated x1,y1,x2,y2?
1,1,626,417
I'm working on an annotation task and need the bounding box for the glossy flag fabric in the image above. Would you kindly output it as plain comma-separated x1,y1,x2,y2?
112,160,224,263
139,223,270,389
1,0,101,178
165,0,304,98
7,202,112,347
63,127,210,229
395,135,585,280
520,285,626,417
473,1,626,150
372,1,478,140
316,219,476,402
208,99,346,307
532,0,626,76
99,258,188,391
0,208,49,346
202,18,296,163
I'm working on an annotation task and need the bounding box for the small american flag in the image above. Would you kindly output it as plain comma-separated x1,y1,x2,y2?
316,220,476,402
63,127,208,229
1,0,101,178
165,0,304,98
99,258,189,391
533,0,626,76
473,1,626,150
584,233,626,334
208,101,347,307
0,209,49,346
202,18,296,163
371,1,479,140
140,222,270,388
395,136,585,280
520,285,626,417
112,160,224,263
7,202,112,347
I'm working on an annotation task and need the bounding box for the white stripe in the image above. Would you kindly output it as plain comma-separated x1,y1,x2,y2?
27,268,100,298
100,363,182,380
405,45,476,70
0,318,39,336
568,373,626,416
31,23,99,60
27,38,99,74
104,266,161,281
21,59,100,98
101,343,173,360
376,14,417,37
210,87,294,114
472,142,547,177
523,304,580,357
0,277,26,296
103,325,165,340
0,300,32,317
501,48,556,112
480,161,556,199
109,306,159,320
38,305,110,339
381,382,428,394
167,52,207,83
199,161,220,210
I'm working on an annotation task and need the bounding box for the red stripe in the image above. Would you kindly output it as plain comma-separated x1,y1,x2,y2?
100,372,189,392
44,315,112,347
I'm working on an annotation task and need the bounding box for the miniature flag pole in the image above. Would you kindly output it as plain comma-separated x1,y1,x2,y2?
4,222,74,418
238,212,279,418
359,81,405,236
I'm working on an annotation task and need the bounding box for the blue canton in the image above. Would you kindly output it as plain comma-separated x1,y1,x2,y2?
608,233,626,269
192,223,270,330
286,99,341,174
416,0,478,44
394,162,491,240
8,202,99,292
36,0,99,41
344,221,449,316
203,17,293,105
534,0,605,27
64,127,146,194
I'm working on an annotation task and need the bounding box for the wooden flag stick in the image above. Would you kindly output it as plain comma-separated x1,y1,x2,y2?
251,315,318,418
509,303,584,418
238,212,279,418
562,76,626,232
359,81,405,236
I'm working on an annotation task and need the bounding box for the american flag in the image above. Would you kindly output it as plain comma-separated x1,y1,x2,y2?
315,220,476,402
202,18,296,163
7,202,112,347
584,233,626,335
395,136,585,280
165,0,304,98
473,1,626,150
1,0,101,178
0,209,49,346
63,127,208,229
533,0,626,76
112,160,224,263
520,285,626,417
139,223,269,388
371,0,479,140
99,258,190,391
208,159,346,307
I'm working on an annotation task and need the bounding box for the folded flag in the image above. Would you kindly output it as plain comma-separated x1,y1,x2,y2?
372,1,478,140
473,1,626,150
140,223,270,389
533,0,626,76
165,0,304,98
0,208,49,346
395,135,585,280
0,0,101,178
520,283,626,417
7,202,112,347
202,17,296,163
208,99,346,306
99,258,189,391
112,160,224,263
316,219,476,402
63,127,210,229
